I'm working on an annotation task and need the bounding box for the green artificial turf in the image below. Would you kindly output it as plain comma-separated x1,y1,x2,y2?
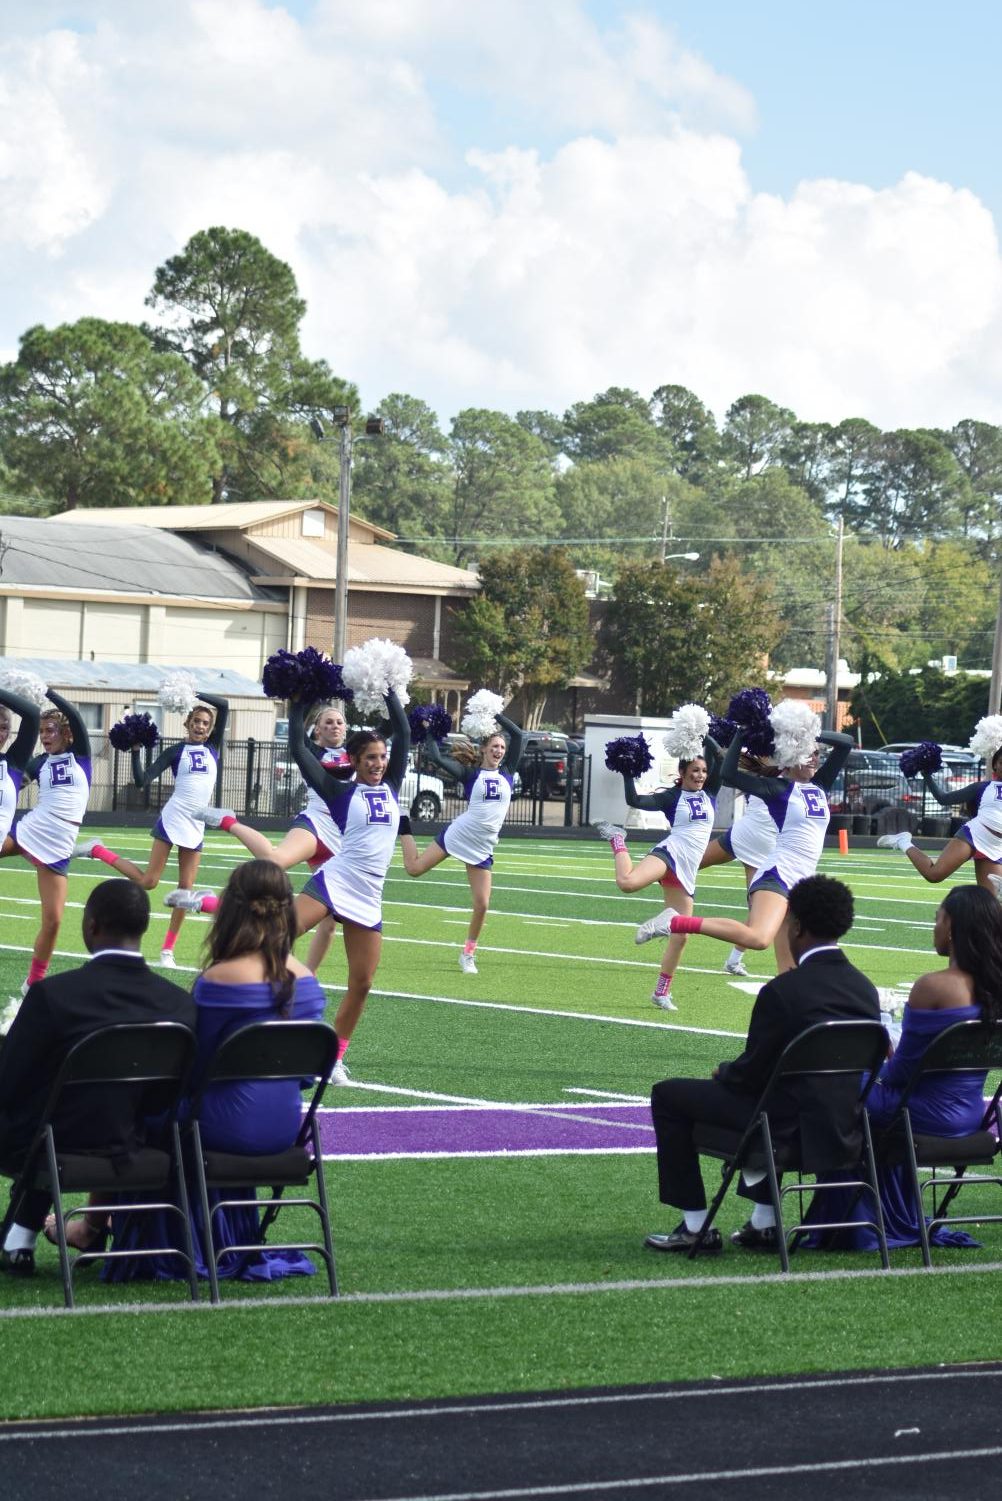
1,830,1000,1421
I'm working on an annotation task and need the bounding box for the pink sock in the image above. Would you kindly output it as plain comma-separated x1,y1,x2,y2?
220,816,237,833
610,834,627,853
463,940,477,956
27,959,48,986
336,1037,350,1062
672,915,703,935
91,843,120,867
161,930,178,953
199,893,220,914
654,972,673,997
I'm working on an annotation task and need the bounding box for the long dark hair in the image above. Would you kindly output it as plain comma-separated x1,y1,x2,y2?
941,885,1002,1024
203,859,298,1013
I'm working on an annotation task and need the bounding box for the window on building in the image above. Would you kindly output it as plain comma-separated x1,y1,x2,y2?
302,509,325,538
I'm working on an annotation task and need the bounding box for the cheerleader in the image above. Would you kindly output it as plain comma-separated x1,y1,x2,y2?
203,703,351,973
696,756,780,976
595,736,723,1010
183,691,410,1084
399,713,525,974
0,688,42,845
877,727,1002,892
0,691,91,989
634,711,853,973
74,692,228,968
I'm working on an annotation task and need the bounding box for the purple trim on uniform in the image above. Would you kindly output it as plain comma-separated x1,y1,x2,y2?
434,830,449,853
764,781,794,830
169,745,184,776
462,769,479,802
292,812,319,836
748,865,790,898
716,827,735,857
300,871,382,931
149,817,203,853
9,823,70,874
957,823,977,851
648,844,675,873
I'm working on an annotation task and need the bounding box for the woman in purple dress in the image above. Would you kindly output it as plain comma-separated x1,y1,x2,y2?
808,884,1002,1250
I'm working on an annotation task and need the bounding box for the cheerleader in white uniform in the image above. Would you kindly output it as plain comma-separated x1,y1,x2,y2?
596,739,722,1010
634,727,853,973
0,688,41,847
696,757,780,976
877,743,1002,892
0,691,91,988
188,691,410,1083
75,692,228,967
399,714,525,975
204,703,351,973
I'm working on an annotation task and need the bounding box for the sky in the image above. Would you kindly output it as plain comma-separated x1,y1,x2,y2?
3,0,1002,434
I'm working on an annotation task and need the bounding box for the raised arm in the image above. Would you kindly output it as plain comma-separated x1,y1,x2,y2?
720,732,784,801
923,772,983,809
289,701,334,802
0,688,41,771
813,731,853,793
422,734,466,784
624,775,677,815
497,713,527,775
197,691,229,751
703,735,724,795
384,690,411,790
131,743,180,789
45,689,90,760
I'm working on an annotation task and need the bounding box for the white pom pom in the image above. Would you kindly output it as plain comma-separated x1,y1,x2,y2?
969,715,1002,764
0,993,22,1036
158,672,198,717
341,637,413,717
0,669,50,708
769,699,820,769
662,703,710,761
461,689,505,741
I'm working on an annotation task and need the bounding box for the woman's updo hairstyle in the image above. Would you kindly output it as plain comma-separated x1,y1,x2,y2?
204,859,298,1011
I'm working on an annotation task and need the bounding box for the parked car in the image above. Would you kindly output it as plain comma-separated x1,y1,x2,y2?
827,749,923,823
517,731,584,800
416,735,523,798
275,750,446,821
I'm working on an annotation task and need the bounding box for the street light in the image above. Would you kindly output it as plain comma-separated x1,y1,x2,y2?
664,551,700,562
310,410,384,663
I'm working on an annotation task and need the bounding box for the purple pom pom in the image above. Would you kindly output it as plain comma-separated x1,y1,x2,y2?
605,734,653,778
408,703,454,745
727,687,772,725
899,741,942,777
709,715,737,746
263,647,354,704
742,718,776,759
109,713,160,752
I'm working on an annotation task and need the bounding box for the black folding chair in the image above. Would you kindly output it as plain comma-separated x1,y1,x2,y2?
185,1019,339,1303
0,1022,199,1308
689,1020,891,1271
874,1018,1002,1268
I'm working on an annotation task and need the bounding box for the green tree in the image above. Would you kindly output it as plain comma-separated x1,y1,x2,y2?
720,394,796,479
515,408,566,459
447,409,559,565
823,417,881,522
352,393,451,552
0,318,221,510
452,547,592,725
849,667,993,746
146,225,354,503
854,428,969,546
555,458,696,570
940,418,1002,540
600,555,781,713
650,383,720,481
561,387,662,464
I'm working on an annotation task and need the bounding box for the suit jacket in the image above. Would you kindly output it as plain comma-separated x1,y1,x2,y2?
0,953,196,1159
715,948,881,1169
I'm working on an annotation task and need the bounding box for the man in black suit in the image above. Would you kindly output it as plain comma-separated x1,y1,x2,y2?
0,879,195,1276
646,873,880,1254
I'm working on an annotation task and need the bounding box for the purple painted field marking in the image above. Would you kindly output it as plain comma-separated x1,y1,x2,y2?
315,1100,654,1159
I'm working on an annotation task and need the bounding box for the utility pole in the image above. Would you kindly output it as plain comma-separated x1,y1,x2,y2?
310,410,383,664
989,569,1002,714
824,515,844,731
660,494,671,562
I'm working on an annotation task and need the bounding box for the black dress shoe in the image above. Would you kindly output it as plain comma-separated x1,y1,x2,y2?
730,1220,778,1250
644,1222,723,1254
0,1247,36,1277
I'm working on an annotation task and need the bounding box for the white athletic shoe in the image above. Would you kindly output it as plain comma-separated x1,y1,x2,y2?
164,888,212,912
876,832,913,852
593,821,626,843
459,951,479,975
651,991,678,1012
988,874,1002,904
724,955,750,977
73,837,100,858
19,978,29,998
329,1059,351,1086
197,806,235,828
159,949,178,969
635,907,677,945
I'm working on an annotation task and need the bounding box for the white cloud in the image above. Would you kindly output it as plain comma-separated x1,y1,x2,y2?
0,0,1000,434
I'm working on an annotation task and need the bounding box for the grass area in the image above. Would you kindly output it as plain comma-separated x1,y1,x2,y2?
2,828,1000,1420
